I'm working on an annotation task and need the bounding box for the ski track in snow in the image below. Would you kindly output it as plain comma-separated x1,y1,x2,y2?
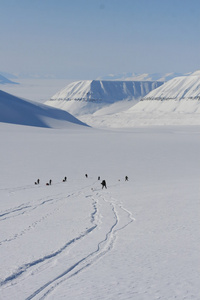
0,191,81,246
0,181,135,299
0,180,99,245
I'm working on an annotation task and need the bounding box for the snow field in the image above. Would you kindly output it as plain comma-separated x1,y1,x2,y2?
0,123,200,299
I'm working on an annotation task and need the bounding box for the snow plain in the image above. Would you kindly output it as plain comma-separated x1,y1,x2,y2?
0,119,200,299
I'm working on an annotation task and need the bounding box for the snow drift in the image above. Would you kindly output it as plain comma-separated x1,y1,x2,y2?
45,80,163,116
0,90,88,128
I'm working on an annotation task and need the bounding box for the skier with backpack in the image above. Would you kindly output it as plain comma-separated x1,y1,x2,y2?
101,180,107,189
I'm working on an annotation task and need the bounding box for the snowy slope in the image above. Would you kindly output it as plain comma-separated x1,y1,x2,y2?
0,123,200,300
128,73,200,116
45,80,163,116
142,74,200,101
0,90,88,128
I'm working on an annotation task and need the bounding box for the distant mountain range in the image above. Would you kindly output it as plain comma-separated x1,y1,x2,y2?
81,73,200,127
2,70,200,128
97,71,192,82
1,71,200,128
0,70,193,82
46,72,200,128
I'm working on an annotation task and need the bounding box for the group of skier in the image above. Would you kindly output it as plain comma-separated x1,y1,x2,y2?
35,175,129,189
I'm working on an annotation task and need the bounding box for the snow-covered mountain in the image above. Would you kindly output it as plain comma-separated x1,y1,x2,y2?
79,73,200,128
45,80,163,116
0,90,88,128
98,71,192,82
0,74,18,85
142,73,200,101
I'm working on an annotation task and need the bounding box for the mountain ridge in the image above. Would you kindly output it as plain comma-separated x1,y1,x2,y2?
97,72,192,82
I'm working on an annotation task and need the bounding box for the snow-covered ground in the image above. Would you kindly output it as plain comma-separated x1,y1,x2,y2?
0,121,200,299
79,99,200,128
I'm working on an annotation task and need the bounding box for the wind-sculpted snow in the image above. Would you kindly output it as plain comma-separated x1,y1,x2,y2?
0,90,88,128
45,80,163,116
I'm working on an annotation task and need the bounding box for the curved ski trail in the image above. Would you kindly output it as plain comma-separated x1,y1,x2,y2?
0,183,135,300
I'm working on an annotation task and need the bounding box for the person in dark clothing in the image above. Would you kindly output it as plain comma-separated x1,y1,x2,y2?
37,179,40,184
49,179,52,185
85,174,88,178
125,176,129,181
63,177,67,182
98,176,100,180
101,180,107,189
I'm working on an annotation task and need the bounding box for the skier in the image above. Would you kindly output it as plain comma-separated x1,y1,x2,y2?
125,176,129,181
35,179,40,185
49,179,52,185
101,180,107,189
98,176,100,180
85,174,88,178
63,176,67,182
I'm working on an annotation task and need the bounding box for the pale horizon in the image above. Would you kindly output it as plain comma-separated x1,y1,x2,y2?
1,0,200,80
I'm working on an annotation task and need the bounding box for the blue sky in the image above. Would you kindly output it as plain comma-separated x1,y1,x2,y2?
1,0,200,79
